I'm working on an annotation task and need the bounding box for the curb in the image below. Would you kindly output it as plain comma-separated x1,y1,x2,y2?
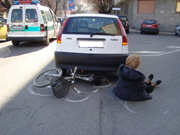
129,29,174,35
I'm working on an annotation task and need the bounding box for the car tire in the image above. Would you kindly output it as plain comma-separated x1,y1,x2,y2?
178,32,180,37
12,40,20,46
140,31,143,34
6,38,9,41
43,37,49,46
155,31,159,35
126,29,129,34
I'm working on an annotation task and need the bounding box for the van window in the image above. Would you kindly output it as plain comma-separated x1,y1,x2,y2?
26,9,38,22
41,10,47,23
11,9,22,23
45,11,53,22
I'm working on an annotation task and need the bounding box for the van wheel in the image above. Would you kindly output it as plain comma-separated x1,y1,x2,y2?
12,40,20,46
43,37,49,46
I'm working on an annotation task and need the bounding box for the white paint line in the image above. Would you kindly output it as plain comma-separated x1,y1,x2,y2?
118,99,136,113
93,89,99,93
163,111,169,114
28,85,53,97
167,46,180,49
130,51,163,54
65,96,90,103
158,49,180,56
132,49,180,57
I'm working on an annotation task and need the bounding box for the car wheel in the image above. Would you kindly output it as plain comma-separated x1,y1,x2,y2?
126,29,129,34
140,31,143,34
12,40,20,46
43,37,49,46
178,32,180,37
6,38,9,41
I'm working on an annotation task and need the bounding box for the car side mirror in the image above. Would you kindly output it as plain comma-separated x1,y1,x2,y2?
175,25,178,27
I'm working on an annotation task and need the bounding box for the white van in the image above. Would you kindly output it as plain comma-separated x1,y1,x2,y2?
7,1,61,46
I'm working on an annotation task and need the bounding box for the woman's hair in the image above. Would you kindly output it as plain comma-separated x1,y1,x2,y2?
125,54,140,69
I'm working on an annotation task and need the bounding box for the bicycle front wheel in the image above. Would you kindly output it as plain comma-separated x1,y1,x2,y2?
34,68,62,88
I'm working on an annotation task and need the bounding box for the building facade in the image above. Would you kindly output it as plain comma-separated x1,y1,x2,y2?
114,0,180,32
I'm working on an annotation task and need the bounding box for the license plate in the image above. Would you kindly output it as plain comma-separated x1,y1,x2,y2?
146,25,152,27
11,26,24,30
79,40,104,48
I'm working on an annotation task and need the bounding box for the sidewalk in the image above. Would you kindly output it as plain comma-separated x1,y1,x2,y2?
129,28,174,35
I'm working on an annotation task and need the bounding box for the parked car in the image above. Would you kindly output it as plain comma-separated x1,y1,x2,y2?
55,14,129,72
118,16,130,33
175,23,180,36
0,18,8,41
140,19,159,35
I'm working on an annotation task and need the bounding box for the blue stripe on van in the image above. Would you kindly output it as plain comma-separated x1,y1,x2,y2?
9,26,54,32
25,26,41,31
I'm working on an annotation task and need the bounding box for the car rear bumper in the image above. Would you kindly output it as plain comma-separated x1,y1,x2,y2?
7,36,46,41
141,27,159,33
54,52,128,71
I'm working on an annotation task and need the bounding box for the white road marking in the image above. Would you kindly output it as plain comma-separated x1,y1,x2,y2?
28,85,53,97
118,99,137,113
65,96,90,103
131,47,180,57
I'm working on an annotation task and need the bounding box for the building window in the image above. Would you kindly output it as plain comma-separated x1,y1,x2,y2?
138,0,155,14
176,0,180,12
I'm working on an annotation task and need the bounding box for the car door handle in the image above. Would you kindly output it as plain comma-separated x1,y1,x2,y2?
25,25,28,30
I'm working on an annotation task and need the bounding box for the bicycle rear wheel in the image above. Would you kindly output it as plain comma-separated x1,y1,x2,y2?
34,68,62,88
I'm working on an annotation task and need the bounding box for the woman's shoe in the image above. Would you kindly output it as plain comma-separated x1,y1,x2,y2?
155,80,161,85
148,74,154,80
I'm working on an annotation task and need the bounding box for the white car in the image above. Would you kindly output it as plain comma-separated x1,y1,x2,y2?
55,14,129,72
175,23,180,36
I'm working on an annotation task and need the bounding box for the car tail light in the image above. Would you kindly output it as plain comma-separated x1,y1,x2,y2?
57,34,62,44
122,36,128,45
57,18,69,44
152,24,158,28
40,24,44,32
142,24,146,27
126,21,129,26
117,19,128,46
7,24,9,32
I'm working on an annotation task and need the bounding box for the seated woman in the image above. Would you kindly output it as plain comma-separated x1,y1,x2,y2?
113,54,161,101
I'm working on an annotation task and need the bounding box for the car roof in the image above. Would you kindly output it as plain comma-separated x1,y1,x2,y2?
68,13,118,19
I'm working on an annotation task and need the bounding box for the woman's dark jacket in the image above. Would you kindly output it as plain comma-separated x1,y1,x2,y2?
113,64,152,101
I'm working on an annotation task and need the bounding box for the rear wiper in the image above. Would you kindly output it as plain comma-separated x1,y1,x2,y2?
90,32,115,37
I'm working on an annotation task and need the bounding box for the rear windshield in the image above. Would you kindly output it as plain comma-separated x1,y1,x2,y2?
143,20,156,24
63,17,121,35
26,9,38,22
11,9,22,22
119,16,128,21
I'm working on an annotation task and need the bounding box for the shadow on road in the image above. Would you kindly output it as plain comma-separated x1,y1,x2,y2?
0,39,56,58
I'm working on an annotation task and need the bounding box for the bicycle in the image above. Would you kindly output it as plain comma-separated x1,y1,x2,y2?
34,66,110,98
34,67,95,87
34,67,96,98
